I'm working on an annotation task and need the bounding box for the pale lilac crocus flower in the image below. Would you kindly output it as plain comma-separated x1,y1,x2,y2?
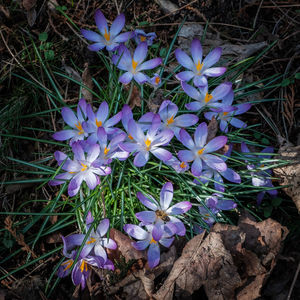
133,29,156,46
178,122,228,176
158,100,198,140
175,38,226,87
112,43,162,84
164,156,189,173
81,10,132,51
124,224,174,268
205,90,251,132
241,142,277,205
49,142,111,196
135,182,192,237
53,99,88,145
182,81,232,111
120,115,174,167
147,73,161,87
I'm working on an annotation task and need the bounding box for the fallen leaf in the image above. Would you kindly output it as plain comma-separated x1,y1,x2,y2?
45,233,61,244
147,90,165,113
273,145,300,212
207,116,218,142
154,0,179,13
26,8,36,27
23,0,36,11
81,63,93,102
126,85,141,110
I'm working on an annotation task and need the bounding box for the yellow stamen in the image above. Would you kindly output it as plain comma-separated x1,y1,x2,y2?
104,146,110,155
96,119,102,127
128,134,134,140
75,122,84,135
196,60,203,74
150,238,157,244
140,36,146,42
69,171,76,174
223,111,229,116
166,115,174,126
81,163,87,172
197,148,205,155
104,28,110,41
155,76,160,85
180,162,187,169
80,260,88,273
86,237,96,245
144,138,151,151
61,259,73,271
132,59,138,71
204,93,213,103
260,164,264,168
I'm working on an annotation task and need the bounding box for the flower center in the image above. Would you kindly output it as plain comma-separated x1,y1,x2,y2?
95,119,102,127
196,60,203,74
150,238,157,244
81,163,88,172
128,134,134,140
86,237,97,244
104,28,110,41
104,146,110,155
80,260,88,273
197,148,205,155
223,111,229,116
132,59,138,72
180,162,187,169
144,138,151,151
140,36,146,42
61,259,73,271
75,122,84,135
155,210,170,222
166,115,174,126
204,93,213,103
155,76,160,85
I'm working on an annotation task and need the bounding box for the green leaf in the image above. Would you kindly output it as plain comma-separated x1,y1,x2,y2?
281,78,290,87
271,197,283,207
263,206,273,218
45,50,55,60
159,47,167,58
254,132,261,139
261,137,270,145
295,73,300,79
39,32,48,42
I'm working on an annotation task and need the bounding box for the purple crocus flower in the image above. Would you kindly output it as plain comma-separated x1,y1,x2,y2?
175,39,226,87
135,182,192,237
124,224,174,268
112,43,162,84
205,90,251,132
120,115,174,167
178,122,228,176
81,10,132,52
241,143,277,205
53,99,88,145
194,145,241,192
49,142,111,196
147,73,161,87
85,101,122,144
164,156,189,173
158,100,199,140
133,29,156,46
198,194,237,227
182,81,232,111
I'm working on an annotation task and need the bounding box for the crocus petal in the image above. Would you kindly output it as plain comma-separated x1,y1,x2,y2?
72,142,85,161
168,216,186,236
134,151,149,167
229,118,247,129
135,211,156,223
95,9,108,36
151,148,172,162
203,47,222,68
222,90,234,106
63,234,85,253
96,218,109,237
204,136,227,153
148,242,160,269
185,101,202,111
220,120,229,132
61,107,78,127
81,29,101,42
167,201,192,215
178,150,194,162
53,130,76,141
175,48,194,70
110,13,125,37
159,237,174,248
194,122,208,148
94,244,107,261
191,38,203,65
204,112,217,121
97,127,107,145
134,72,148,84
181,81,200,101
85,172,98,190
204,154,227,172
235,103,251,115
211,82,232,100
101,238,117,250
152,223,164,241
105,111,122,128
203,67,226,77
174,114,199,127
119,142,138,152
159,182,173,210
132,240,150,250
121,104,133,130
124,224,148,240
119,72,133,84
193,75,207,87
191,158,203,176
96,101,109,123
133,42,148,63
114,31,133,43
175,71,194,82
127,119,145,144
49,172,73,186
217,200,237,210
221,168,241,183
88,43,105,51
137,192,158,211
87,144,100,163
139,58,162,71
71,263,84,286
179,129,195,149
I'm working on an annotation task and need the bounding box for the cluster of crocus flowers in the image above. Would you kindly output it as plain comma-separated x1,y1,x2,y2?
57,213,116,289
124,182,192,268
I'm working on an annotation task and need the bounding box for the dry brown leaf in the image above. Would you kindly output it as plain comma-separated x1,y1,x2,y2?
207,116,218,142
45,233,61,244
125,85,141,109
155,0,179,13
23,0,36,11
81,63,93,102
147,90,165,113
273,145,300,212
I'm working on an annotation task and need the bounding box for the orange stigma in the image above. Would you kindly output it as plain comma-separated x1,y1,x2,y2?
61,259,73,271
144,138,151,150
95,119,102,127
180,162,187,168
155,76,160,85
86,237,96,245
223,111,229,116
140,36,146,42
80,163,87,172
80,260,88,273
150,238,157,244
75,122,84,135
197,148,205,155
166,115,174,126
104,28,110,41
104,147,110,155
204,93,213,103
128,134,134,140
195,60,203,74
132,59,138,72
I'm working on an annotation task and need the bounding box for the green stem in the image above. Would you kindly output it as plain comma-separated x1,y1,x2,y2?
126,81,134,104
